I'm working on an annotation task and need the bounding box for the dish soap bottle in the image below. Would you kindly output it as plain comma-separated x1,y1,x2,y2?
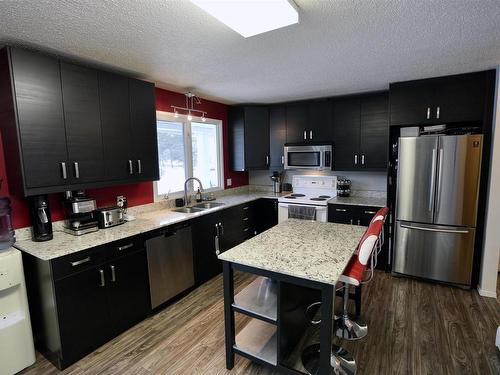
195,188,202,202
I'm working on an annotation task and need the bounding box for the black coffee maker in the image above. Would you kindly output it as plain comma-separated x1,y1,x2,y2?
28,195,53,241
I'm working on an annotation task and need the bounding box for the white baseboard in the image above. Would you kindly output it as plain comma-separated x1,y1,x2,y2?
477,285,498,299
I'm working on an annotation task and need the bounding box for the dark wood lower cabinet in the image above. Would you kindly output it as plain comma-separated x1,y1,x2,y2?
24,240,150,370
328,203,389,270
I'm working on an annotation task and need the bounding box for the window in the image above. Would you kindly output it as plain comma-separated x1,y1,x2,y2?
154,112,223,200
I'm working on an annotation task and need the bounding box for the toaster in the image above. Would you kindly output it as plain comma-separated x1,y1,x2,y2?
95,206,125,229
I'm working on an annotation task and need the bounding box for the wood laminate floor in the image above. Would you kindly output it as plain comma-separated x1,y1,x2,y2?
21,271,500,375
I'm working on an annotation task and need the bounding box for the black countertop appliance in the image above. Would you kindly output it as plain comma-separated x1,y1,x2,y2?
28,194,53,241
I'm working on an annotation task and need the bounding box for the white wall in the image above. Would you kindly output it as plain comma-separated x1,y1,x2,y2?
478,66,500,298
249,169,387,191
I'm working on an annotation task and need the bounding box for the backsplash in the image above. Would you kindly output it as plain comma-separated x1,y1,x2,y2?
249,169,387,192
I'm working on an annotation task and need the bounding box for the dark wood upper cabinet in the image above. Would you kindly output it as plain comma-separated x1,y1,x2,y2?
229,106,269,171
269,105,286,168
129,79,159,180
332,93,388,171
8,47,68,190
99,72,134,182
332,97,360,170
390,71,489,126
359,93,389,170
307,99,332,142
286,102,308,143
60,62,105,183
0,46,159,195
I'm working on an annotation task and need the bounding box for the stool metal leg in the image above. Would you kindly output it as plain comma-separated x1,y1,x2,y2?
302,343,357,375
335,284,368,340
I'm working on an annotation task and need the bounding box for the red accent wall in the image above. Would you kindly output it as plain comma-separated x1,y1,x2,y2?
0,87,248,229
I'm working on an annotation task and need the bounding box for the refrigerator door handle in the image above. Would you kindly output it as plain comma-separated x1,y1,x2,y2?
400,224,470,234
429,148,437,211
435,148,444,212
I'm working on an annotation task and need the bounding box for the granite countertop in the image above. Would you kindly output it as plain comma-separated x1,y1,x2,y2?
218,219,367,285
328,195,387,207
14,191,286,261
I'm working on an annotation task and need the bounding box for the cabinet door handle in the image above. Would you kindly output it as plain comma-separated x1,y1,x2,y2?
266,155,269,166
303,130,307,140
281,155,284,165
354,154,358,165
242,206,249,210
309,130,313,139
243,227,249,232
117,243,134,251
350,219,353,225
335,208,347,212
243,217,249,221
128,160,133,174
361,154,365,165
436,106,440,119
70,257,90,267
99,269,105,287
215,224,220,255
74,162,80,179
110,265,116,282
426,107,431,120
364,210,377,215
137,159,142,174
357,219,361,225
219,222,224,236
61,162,67,179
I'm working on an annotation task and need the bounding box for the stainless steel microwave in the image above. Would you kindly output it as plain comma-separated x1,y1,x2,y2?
284,144,333,170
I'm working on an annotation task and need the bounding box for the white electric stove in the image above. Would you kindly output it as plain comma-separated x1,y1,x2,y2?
278,175,337,223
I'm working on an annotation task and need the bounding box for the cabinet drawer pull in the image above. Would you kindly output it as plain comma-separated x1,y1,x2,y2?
242,217,249,221
70,257,91,267
242,206,249,210
243,227,249,232
137,159,142,174
335,208,347,212
74,162,80,179
61,162,67,179
110,265,116,282
364,210,377,215
99,269,105,287
117,243,134,251
128,160,133,174
436,106,440,119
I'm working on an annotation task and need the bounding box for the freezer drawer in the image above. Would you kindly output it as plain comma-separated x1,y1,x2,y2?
393,221,475,286
146,225,195,309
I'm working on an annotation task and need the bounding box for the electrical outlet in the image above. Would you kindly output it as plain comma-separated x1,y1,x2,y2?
226,178,232,186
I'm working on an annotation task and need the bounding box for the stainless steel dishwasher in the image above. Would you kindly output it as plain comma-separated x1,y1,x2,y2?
145,224,195,309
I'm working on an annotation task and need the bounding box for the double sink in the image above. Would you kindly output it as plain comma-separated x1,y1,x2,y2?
172,202,225,214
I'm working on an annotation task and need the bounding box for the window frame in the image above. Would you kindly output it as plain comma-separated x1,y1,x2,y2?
154,111,224,201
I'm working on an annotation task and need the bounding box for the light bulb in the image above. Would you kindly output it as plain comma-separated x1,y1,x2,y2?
187,111,193,121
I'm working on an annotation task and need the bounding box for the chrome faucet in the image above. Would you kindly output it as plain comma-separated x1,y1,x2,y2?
184,177,204,206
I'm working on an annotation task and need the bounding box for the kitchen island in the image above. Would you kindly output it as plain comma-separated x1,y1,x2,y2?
218,219,367,375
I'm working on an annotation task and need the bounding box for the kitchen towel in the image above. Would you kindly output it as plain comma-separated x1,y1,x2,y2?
288,205,316,220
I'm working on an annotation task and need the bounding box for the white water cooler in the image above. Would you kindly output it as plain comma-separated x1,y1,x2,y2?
0,248,35,374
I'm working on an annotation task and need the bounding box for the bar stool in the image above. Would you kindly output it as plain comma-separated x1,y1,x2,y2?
335,220,384,341
301,220,383,375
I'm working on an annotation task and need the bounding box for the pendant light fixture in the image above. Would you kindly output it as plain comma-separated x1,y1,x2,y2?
171,92,207,121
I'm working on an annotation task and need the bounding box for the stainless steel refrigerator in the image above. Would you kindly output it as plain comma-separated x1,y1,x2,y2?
393,134,483,286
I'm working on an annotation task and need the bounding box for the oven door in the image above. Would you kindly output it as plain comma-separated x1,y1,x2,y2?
278,203,328,223
284,145,332,170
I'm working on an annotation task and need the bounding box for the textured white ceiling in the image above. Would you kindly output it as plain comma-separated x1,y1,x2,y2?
1,0,499,104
